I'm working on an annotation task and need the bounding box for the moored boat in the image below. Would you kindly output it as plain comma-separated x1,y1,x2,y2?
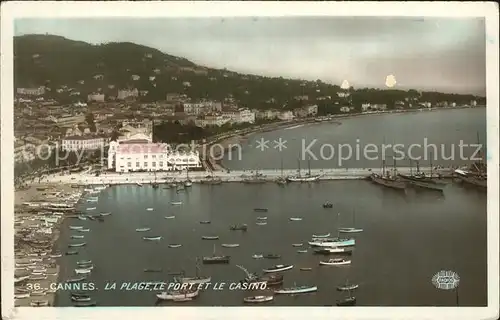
135,227,151,232
65,250,79,255
264,253,281,259
202,235,219,240
230,224,248,231
77,228,90,232
156,288,199,300
68,242,86,248
337,283,359,291
292,243,303,247
143,236,162,241
252,254,263,259
319,258,351,266
30,300,49,307
100,212,112,216
337,296,356,306
71,235,85,239
66,276,87,283
256,217,267,220
77,260,92,265
69,226,84,230
323,202,333,208
308,238,355,247
165,216,176,219
289,217,303,221
297,250,308,253
263,264,293,273
221,243,240,248
171,201,182,205
144,268,162,273
314,247,353,255
312,233,331,238
146,208,154,211
274,285,317,294
243,295,274,303
253,208,268,212
256,221,267,226
300,267,313,271
199,220,211,224
168,244,182,248
203,244,230,264
73,300,97,307
338,227,363,233
71,296,91,302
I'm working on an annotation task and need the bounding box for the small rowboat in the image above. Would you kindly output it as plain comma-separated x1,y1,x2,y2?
289,217,303,221
202,236,219,240
74,268,92,274
66,276,86,283
338,227,363,233
71,235,84,239
297,250,308,253
135,228,151,232
312,233,330,238
243,295,274,303
292,243,303,247
66,250,79,255
300,267,313,271
263,264,293,273
221,244,240,248
256,222,267,226
252,254,263,259
256,217,267,220
143,236,162,241
30,300,49,307
86,207,96,211
337,296,356,306
274,285,317,294
337,283,359,291
77,228,90,232
78,216,87,221
168,244,182,248
100,212,112,216
77,260,92,265
69,226,83,230
319,258,351,266
146,208,154,211
164,216,176,219
264,254,281,259
144,268,162,273
171,201,182,205
254,208,268,212
199,220,211,224
68,242,86,248
71,296,91,302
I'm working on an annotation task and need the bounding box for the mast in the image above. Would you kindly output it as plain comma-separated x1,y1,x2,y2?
280,156,284,177
297,158,302,177
308,157,312,176
337,212,341,238
409,158,413,176
429,151,433,178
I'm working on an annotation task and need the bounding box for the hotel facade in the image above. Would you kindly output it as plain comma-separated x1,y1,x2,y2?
107,133,201,172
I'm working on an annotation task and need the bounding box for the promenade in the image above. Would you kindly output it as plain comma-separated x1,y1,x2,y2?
43,167,454,185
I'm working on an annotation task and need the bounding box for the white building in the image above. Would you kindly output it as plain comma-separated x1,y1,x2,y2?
471,100,477,106
183,102,206,115
361,103,371,112
61,135,108,152
107,139,202,172
117,88,139,100
16,87,45,96
87,93,105,102
194,114,231,128
225,108,255,124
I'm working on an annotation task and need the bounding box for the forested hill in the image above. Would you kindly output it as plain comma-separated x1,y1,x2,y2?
14,34,484,109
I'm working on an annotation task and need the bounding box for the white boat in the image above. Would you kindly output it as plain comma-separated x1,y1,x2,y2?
297,250,308,253
32,268,47,273
263,264,293,273
243,295,274,303
14,275,29,283
178,275,211,284
77,216,87,221
168,244,182,248
274,285,318,294
321,247,352,253
77,260,92,265
86,207,96,211
338,227,363,233
256,222,267,226
30,300,49,307
289,217,303,221
256,217,267,220
69,226,84,230
15,293,30,299
74,268,92,274
292,243,303,247
312,233,331,238
49,253,62,258
202,236,219,240
100,212,112,216
86,199,98,202
136,182,143,187
171,201,182,205
136,227,151,232
68,242,87,248
221,244,240,248
156,289,199,300
252,254,263,259
337,282,359,291
165,216,176,219
287,175,321,182
77,228,90,232
308,238,355,247
146,208,154,211
71,235,84,239
30,275,47,280
319,258,351,266
143,236,162,241
184,181,193,187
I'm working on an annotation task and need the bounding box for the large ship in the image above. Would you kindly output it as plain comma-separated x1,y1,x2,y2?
156,288,199,300
202,244,230,264
398,157,446,192
237,265,284,286
176,259,211,284
287,158,321,182
370,158,406,190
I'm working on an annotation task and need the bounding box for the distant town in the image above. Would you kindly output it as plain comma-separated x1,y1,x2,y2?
13,34,485,179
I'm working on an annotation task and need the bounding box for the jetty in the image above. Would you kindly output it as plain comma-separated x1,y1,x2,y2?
44,167,455,186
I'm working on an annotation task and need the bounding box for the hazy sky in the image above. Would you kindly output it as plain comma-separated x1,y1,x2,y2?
14,17,486,95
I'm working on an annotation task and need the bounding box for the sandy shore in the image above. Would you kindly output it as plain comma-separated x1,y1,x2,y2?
14,183,83,307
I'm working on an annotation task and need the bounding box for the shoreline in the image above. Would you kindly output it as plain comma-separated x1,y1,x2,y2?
207,105,484,169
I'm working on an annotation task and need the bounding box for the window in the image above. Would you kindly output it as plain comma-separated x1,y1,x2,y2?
152,162,156,167
144,155,148,159
127,162,131,167
152,155,156,159
144,162,148,167
136,162,140,167
159,154,163,158
159,162,163,167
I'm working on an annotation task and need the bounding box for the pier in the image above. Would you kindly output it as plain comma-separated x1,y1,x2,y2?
44,167,455,186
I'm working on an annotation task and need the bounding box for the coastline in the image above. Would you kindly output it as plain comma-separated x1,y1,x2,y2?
207,105,484,169
14,183,84,307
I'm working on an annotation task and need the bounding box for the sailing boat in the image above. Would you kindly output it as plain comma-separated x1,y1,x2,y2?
454,132,487,190
399,156,446,192
243,168,267,184
152,172,159,189
336,286,357,306
339,208,363,233
336,278,359,291
184,168,193,187
202,244,230,264
370,156,406,190
276,156,288,185
287,157,320,182
177,258,211,284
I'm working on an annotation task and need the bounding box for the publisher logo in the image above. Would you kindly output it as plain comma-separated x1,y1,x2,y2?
432,270,460,290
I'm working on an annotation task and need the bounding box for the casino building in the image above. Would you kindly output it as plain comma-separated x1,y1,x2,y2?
107,132,201,172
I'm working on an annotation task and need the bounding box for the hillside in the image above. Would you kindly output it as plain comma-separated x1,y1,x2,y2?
14,34,484,109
